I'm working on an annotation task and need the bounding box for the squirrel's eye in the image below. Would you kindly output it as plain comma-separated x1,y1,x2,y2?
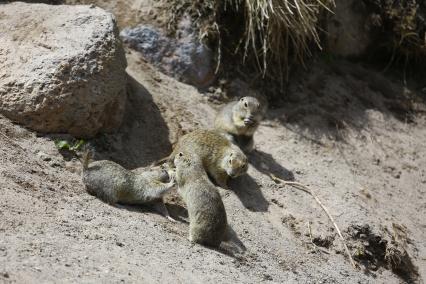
178,152,183,157
244,102,248,108
229,159,232,164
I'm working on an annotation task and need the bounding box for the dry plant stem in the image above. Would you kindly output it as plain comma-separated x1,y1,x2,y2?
306,221,330,254
270,173,357,269
224,0,335,74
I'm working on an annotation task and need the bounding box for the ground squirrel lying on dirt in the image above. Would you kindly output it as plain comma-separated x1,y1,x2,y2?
214,96,265,153
82,152,176,220
166,129,248,188
174,151,227,247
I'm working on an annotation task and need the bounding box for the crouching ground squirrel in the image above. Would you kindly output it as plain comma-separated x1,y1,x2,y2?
174,151,227,247
166,129,248,188
82,152,176,221
214,96,265,153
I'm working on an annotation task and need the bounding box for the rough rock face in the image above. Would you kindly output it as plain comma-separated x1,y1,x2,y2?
121,15,215,88
0,2,127,138
327,0,371,57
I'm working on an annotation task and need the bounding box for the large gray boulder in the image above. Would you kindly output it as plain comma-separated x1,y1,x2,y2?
0,2,127,138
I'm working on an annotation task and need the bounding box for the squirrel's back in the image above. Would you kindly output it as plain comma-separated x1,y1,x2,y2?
82,160,132,204
171,129,231,166
174,152,227,247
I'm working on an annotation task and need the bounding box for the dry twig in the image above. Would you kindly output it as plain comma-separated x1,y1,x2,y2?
306,221,330,254
270,173,357,269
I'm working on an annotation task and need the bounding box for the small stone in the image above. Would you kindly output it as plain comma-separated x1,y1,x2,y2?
49,161,63,168
116,241,125,247
271,198,283,208
37,152,51,162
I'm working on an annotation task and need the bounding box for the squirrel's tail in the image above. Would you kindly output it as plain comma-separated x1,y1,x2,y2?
82,150,93,170
218,226,246,256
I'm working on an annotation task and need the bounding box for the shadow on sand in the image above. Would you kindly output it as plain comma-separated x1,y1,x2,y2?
229,174,269,212
249,149,294,181
93,74,172,169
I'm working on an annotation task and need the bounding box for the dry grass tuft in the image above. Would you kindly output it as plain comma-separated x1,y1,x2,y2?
165,0,335,79
366,0,426,67
223,0,335,74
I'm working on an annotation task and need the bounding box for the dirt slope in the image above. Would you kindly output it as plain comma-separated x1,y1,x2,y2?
1,49,425,283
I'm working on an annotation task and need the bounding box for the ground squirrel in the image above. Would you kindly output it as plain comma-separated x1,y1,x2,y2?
214,96,265,153
168,129,248,188
82,152,176,220
174,151,227,247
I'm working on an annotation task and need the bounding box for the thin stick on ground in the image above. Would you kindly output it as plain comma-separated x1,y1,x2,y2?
306,221,330,255
270,173,357,269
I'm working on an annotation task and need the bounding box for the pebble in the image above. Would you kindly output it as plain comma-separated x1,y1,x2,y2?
37,151,52,162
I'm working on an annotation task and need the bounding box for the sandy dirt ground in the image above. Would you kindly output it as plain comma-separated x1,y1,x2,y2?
1,46,425,283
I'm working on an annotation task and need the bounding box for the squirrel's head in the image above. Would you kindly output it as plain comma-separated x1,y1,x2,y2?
223,148,248,178
159,164,174,182
234,96,263,126
174,152,202,185
174,152,192,169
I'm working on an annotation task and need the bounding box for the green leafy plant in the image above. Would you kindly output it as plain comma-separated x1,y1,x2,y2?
55,139,86,152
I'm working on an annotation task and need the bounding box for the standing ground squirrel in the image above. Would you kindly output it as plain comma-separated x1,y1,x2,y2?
82,152,176,220
168,129,248,188
174,151,227,247
214,96,265,153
